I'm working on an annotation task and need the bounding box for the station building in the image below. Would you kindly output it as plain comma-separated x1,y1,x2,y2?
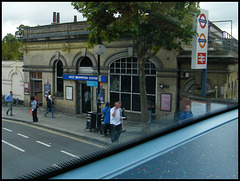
20,13,238,120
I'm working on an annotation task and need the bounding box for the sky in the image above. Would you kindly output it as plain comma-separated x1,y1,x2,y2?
1,2,238,40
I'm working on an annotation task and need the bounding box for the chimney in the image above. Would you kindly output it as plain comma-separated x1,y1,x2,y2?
57,12,60,23
52,12,56,24
74,15,77,22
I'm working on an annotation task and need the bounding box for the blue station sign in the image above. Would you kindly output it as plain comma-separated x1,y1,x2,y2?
63,74,107,82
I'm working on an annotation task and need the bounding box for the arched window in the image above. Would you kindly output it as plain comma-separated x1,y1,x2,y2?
55,60,63,96
78,57,93,74
109,57,156,113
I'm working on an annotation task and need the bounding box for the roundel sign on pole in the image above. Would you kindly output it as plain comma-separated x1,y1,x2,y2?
198,33,207,48
199,13,207,29
191,9,209,70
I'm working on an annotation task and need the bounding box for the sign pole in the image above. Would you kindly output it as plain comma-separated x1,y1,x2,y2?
93,32,106,130
97,36,101,126
202,69,207,97
191,9,209,97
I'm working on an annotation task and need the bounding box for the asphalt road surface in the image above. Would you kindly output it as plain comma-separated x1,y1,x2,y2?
2,119,106,179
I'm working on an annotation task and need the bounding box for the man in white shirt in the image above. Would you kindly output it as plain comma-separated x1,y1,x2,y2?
110,102,122,143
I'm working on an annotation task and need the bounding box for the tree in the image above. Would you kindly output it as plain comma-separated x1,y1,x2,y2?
15,24,30,39
72,2,200,132
2,33,22,60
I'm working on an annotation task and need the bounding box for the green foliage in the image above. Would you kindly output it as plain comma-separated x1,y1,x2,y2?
2,33,22,61
15,24,30,39
71,2,200,53
71,2,200,129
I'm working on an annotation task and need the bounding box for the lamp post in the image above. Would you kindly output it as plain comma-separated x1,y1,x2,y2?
97,37,101,123
93,36,107,129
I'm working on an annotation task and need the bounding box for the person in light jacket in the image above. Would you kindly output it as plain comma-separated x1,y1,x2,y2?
31,96,38,122
5,91,14,116
110,102,122,143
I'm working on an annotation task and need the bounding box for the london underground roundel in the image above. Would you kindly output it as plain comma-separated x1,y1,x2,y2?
199,13,207,29
198,33,207,48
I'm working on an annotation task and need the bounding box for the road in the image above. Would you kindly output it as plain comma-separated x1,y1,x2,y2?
2,119,106,179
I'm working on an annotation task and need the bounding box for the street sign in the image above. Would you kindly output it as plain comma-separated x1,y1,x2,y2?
93,44,107,55
191,9,209,69
87,81,98,87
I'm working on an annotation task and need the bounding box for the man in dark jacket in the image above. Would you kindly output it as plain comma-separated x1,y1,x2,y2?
102,102,111,137
44,95,55,118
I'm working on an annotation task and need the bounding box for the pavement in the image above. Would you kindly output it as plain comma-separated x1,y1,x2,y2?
2,105,171,146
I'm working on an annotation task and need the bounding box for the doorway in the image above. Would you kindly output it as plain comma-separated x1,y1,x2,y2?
77,82,93,114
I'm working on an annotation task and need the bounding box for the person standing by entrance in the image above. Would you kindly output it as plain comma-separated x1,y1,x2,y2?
31,96,38,122
84,90,91,112
110,102,122,143
44,95,55,118
147,99,154,124
5,91,14,116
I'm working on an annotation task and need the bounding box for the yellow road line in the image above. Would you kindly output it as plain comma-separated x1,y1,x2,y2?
2,119,105,148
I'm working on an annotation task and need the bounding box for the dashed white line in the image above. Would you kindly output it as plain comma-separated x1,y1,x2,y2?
53,164,62,169
3,128,12,132
36,141,51,147
60,150,79,158
17,133,29,139
2,140,25,152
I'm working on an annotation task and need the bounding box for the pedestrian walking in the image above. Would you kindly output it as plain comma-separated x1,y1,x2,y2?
110,102,122,143
5,91,14,116
118,101,126,132
31,96,38,122
44,95,55,118
102,102,111,137
147,99,154,124
45,92,51,111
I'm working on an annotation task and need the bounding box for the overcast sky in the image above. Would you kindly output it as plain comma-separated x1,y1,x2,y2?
2,2,238,40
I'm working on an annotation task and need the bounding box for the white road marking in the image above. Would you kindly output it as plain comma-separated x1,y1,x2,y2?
53,164,62,169
60,150,79,158
2,140,25,152
36,141,51,147
3,119,105,148
3,128,12,132
17,133,29,139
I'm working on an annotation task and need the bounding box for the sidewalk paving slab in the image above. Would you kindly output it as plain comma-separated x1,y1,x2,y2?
2,105,171,146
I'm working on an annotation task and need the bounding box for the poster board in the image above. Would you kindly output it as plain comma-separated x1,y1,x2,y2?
44,84,51,97
96,89,105,104
66,86,73,100
210,103,228,112
160,93,172,111
191,100,207,117
24,82,29,95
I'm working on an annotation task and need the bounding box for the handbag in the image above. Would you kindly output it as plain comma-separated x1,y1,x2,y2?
30,109,33,116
